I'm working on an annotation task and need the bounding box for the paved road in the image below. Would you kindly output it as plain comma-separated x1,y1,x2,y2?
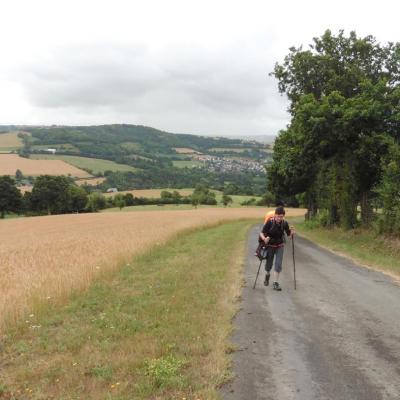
220,225,400,400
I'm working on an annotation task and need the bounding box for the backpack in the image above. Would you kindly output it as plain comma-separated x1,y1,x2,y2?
255,218,286,259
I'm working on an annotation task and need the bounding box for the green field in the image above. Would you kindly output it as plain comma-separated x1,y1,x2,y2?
103,193,262,212
172,160,203,168
214,193,262,207
31,155,137,174
0,220,254,399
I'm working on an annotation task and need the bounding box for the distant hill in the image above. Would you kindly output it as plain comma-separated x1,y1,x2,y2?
0,124,271,161
0,124,271,195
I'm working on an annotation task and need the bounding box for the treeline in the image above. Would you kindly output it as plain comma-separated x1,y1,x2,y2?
99,169,266,196
268,30,400,234
0,176,236,218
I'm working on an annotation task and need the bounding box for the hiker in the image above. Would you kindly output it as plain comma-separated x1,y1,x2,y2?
259,206,295,291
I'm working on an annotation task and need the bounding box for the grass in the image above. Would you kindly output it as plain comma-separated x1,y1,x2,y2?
103,193,262,211
0,220,255,399
294,218,400,277
31,155,137,174
172,160,203,168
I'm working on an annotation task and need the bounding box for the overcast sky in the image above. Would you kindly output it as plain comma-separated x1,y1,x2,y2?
0,0,399,136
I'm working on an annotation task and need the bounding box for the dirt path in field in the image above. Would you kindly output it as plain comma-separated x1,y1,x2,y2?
220,225,400,400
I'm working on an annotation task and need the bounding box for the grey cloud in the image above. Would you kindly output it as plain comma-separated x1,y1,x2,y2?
11,39,290,135
19,43,165,108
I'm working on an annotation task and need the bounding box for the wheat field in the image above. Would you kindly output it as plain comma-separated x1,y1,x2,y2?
0,154,91,177
0,208,305,332
0,132,25,148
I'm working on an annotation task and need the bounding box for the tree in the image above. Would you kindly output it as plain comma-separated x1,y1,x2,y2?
270,30,400,228
124,193,135,206
0,176,22,218
374,141,400,234
191,184,217,206
114,193,126,210
68,185,88,213
86,192,106,212
221,194,233,207
30,175,72,215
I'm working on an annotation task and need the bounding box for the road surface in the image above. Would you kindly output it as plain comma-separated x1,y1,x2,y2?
220,225,400,400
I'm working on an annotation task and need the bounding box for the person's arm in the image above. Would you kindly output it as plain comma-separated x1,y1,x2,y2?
284,221,295,237
260,221,272,244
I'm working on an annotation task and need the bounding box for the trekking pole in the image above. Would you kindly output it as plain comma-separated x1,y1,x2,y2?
292,235,297,290
253,258,263,289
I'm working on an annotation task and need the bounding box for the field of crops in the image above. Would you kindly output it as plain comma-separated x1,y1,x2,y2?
0,154,91,177
75,177,107,186
31,154,137,174
172,160,203,168
173,147,201,154
0,132,25,149
0,208,305,332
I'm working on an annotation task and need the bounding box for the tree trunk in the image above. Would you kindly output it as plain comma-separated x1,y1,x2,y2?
305,191,318,220
360,191,373,227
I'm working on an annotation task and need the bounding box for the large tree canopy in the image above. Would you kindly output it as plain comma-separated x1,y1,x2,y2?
269,30,400,228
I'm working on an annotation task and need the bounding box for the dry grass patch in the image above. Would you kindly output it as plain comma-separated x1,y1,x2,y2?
173,147,202,154
0,208,305,333
0,154,91,177
16,185,33,194
75,177,107,186
0,132,26,148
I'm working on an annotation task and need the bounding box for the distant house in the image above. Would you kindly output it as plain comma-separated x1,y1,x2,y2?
106,188,118,193
46,148,57,154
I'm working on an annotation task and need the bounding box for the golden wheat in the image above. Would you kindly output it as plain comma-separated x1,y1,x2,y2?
0,132,26,148
75,177,107,186
0,208,305,332
0,154,91,177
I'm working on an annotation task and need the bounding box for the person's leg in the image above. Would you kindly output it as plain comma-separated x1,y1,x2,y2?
273,247,284,290
264,247,275,286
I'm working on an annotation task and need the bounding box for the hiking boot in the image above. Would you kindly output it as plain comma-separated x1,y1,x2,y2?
273,282,282,291
264,273,270,286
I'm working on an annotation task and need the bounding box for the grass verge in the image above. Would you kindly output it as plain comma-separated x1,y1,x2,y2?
0,220,255,399
294,218,400,278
